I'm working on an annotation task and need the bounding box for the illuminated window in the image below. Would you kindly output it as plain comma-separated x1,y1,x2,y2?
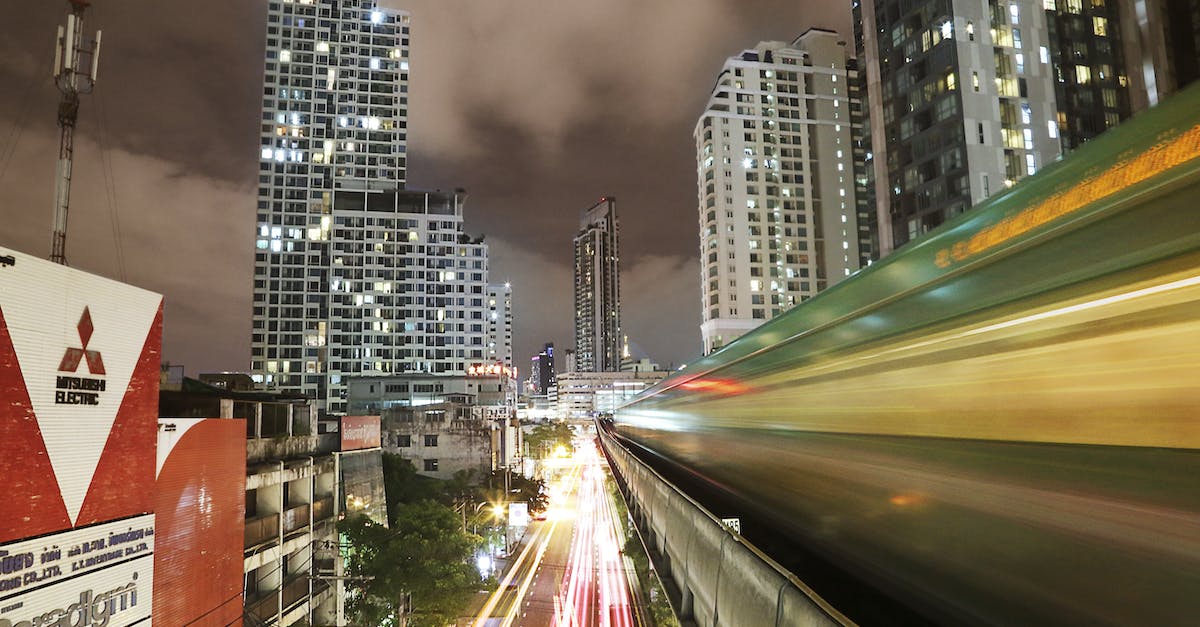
279,49,291,63
1047,120,1059,138
1009,4,1019,24
1093,16,1108,36
972,71,981,92
1075,65,1092,84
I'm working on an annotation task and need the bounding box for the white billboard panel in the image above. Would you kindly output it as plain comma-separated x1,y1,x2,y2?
509,503,529,527
0,548,152,627
0,515,154,605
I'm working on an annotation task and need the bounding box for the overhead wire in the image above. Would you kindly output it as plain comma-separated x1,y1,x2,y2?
94,87,127,281
0,73,44,186
88,4,128,281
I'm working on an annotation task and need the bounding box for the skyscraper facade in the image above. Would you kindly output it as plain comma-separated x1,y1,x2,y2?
252,2,490,414
1044,0,1133,152
573,198,622,371
485,282,513,370
694,31,868,355
1119,0,1200,112
530,343,556,396
855,0,1061,255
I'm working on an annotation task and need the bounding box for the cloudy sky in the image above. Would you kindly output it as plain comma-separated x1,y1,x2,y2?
0,0,849,375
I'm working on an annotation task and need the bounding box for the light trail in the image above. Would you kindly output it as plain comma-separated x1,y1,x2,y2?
555,440,636,627
473,458,584,627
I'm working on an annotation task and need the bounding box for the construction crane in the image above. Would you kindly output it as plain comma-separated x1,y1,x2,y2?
50,0,102,265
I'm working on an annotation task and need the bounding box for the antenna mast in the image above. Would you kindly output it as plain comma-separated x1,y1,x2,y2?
50,0,102,265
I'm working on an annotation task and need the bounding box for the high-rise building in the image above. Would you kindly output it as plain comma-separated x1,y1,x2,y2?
855,0,1062,255
1118,0,1200,111
694,31,868,355
486,282,513,370
530,342,556,396
252,3,491,414
252,186,490,413
573,198,622,371
1044,0,1133,152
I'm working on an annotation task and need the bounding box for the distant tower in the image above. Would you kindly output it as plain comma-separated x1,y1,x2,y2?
531,343,556,395
49,0,102,265
573,197,622,372
486,282,514,369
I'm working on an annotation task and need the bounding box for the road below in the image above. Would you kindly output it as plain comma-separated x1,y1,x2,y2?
471,437,642,627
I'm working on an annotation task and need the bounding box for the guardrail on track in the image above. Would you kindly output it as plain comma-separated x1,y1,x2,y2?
597,425,853,627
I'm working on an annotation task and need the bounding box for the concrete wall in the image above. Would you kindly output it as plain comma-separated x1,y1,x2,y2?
598,428,849,627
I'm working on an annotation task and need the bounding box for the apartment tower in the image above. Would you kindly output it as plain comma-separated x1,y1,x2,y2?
252,1,489,413
573,198,623,371
486,282,514,370
855,0,1072,255
695,30,869,355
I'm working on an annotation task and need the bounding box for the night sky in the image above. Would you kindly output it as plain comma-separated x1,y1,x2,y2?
0,0,849,376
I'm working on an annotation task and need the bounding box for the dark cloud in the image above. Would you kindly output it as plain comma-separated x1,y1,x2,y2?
0,0,851,376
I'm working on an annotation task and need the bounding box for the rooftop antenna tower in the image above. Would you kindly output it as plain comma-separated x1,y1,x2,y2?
49,0,102,265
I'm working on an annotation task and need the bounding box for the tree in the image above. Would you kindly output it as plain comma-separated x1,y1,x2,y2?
479,469,548,516
341,501,483,627
524,421,575,459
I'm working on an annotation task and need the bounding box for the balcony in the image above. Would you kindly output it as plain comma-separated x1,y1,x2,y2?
247,433,338,465
282,575,310,612
245,589,279,623
282,503,311,536
312,496,335,523
245,513,280,550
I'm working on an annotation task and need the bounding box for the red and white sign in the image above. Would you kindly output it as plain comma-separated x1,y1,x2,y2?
0,246,161,623
341,415,381,451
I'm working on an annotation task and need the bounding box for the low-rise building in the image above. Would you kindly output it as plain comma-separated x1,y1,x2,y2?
556,369,671,419
348,374,521,480
161,380,385,626
347,373,510,411
381,397,493,479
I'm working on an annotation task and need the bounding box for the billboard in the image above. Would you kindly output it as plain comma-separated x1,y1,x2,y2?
340,415,381,451
153,418,246,627
339,450,388,526
0,246,161,624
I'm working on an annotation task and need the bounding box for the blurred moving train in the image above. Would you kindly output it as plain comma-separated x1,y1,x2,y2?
614,83,1200,624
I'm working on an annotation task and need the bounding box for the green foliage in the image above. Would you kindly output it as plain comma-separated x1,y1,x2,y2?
524,421,575,459
381,454,441,511
383,454,479,507
341,502,483,627
482,469,548,515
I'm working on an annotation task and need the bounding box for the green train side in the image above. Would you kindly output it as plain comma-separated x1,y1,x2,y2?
614,83,1200,624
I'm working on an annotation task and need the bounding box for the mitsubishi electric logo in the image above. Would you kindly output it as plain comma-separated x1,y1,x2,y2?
55,307,107,405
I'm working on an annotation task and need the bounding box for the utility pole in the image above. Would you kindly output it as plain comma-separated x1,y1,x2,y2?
50,0,102,265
